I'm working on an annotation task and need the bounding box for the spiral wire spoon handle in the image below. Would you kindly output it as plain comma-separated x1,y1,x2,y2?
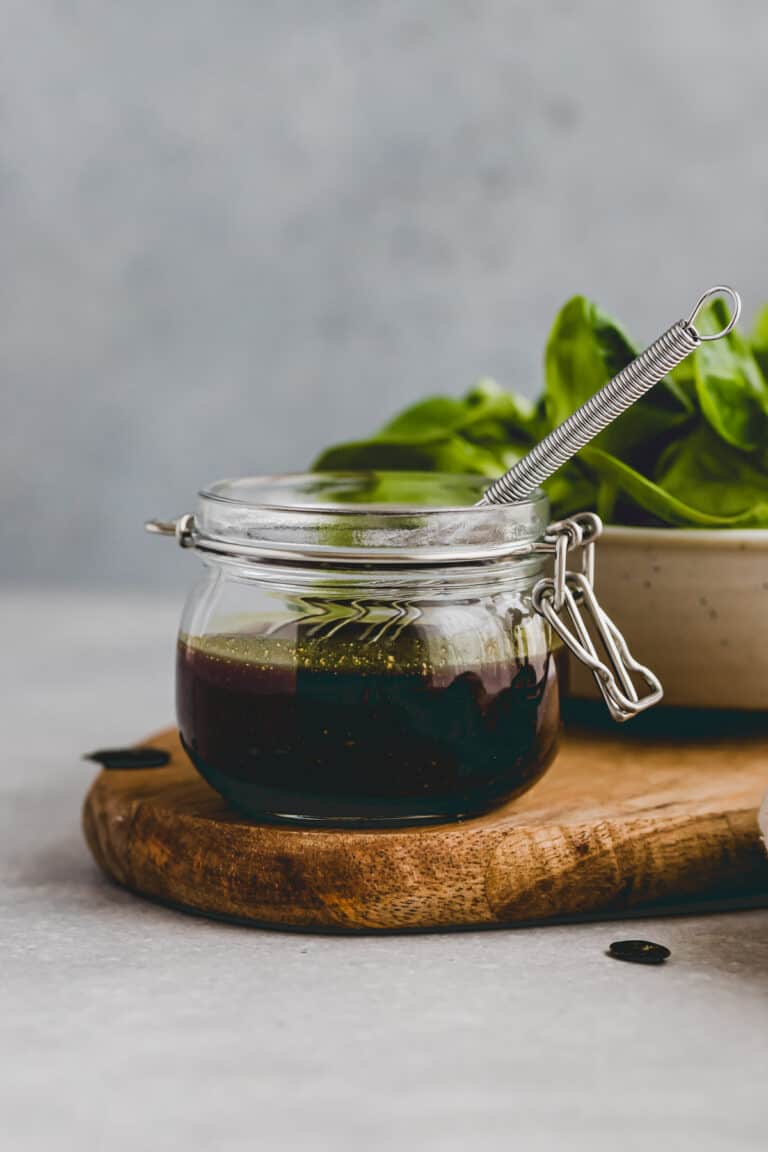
478,286,741,506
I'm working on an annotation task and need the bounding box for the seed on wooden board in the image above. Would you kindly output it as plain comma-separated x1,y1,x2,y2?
608,939,671,965
84,747,171,770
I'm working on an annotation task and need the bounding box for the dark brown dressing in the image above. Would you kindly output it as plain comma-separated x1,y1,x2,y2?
177,630,564,826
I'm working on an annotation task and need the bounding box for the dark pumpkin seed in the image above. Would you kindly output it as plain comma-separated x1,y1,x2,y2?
84,747,171,770
608,939,670,965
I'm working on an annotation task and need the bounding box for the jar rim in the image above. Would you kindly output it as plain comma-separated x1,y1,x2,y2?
200,471,544,515
192,472,549,567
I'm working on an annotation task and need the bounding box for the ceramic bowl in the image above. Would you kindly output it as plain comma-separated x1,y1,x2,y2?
568,527,768,711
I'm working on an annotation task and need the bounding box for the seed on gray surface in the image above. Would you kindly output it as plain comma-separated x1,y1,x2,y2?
84,747,171,770
608,939,671,965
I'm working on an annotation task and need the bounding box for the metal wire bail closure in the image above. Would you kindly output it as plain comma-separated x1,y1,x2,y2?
145,515,196,548
532,515,663,721
146,508,663,721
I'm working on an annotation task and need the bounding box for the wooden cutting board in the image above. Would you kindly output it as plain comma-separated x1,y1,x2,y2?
83,708,768,932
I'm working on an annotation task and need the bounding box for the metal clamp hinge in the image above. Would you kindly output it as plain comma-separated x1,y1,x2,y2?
145,514,196,548
532,515,663,722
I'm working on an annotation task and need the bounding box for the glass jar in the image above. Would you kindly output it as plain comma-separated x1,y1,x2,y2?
148,472,661,826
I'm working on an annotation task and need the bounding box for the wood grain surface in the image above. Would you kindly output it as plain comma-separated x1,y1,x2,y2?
83,710,768,932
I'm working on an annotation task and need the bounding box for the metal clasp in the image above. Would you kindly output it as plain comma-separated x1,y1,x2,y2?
533,515,663,722
145,514,196,548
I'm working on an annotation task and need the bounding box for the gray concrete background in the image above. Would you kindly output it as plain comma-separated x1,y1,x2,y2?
3,0,768,587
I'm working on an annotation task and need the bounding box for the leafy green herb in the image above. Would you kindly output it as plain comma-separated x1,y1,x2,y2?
692,299,768,452
314,296,768,528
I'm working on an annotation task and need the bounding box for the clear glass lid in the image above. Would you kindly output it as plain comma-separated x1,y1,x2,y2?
193,472,549,564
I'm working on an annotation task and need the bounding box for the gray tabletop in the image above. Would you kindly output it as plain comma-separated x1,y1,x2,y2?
3,590,767,1152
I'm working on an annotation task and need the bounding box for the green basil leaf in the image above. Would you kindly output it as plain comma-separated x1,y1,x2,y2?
378,396,472,442
581,435,768,527
314,433,508,477
314,379,536,477
543,461,597,519
544,296,637,424
693,299,768,452
750,304,768,386
544,296,692,467
653,422,768,522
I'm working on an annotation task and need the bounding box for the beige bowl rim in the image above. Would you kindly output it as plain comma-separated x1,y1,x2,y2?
601,525,768,550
